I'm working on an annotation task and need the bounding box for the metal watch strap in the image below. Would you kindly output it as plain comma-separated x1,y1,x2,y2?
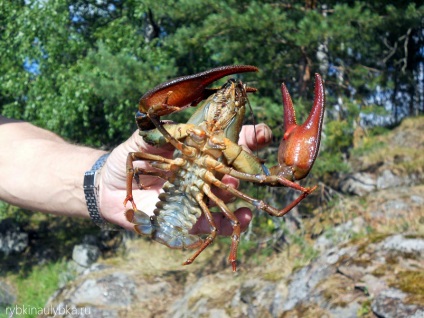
84,153,120,230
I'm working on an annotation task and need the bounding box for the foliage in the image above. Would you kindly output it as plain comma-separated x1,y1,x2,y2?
1,1,423,148
0,0,423,259
0,0,422,250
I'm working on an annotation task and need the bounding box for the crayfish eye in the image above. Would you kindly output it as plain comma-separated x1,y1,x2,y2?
135,111,155,131
135,111,147,119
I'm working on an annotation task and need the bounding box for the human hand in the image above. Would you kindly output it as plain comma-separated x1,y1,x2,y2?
98,124,272,234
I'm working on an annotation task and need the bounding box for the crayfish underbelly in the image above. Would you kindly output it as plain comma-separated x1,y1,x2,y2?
140,163,206,250
124,65,325,271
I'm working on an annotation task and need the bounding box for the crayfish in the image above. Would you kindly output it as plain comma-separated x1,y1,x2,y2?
124,65,325,271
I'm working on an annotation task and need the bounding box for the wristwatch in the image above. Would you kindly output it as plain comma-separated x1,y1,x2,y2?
83,153,121,230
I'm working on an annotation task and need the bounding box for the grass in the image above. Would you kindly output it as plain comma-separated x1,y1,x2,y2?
0,204,104,318
357,299,372,317
1,260,67,318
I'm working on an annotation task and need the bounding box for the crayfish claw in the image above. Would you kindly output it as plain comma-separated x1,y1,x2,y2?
137,65,259,130
271,74,325,181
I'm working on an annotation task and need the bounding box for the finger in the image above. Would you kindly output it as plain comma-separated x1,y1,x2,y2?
217,207,252,235
210,175,239,205
190,207,252,236
239,123,272,151
132,130,175,156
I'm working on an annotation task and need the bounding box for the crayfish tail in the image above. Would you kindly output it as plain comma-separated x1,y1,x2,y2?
126,209,154,235
152,221,203,250
126,208,203,249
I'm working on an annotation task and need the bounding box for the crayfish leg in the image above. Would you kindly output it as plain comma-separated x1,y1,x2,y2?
202,155,316,215
148,115,197,156
133,167,169,190
124,151,182,210
205,170,316,219
202,183,241,272
183,192,218,266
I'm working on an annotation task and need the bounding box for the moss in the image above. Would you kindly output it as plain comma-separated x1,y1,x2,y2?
371,264,391,278
397,251,418,260
404,234,424,239
384,250,419,267
357,299,372,317
389,270,424,305
349,257,373,268
331,254,351,268
263,271,284,282
385,254,399,265
163,270,189,285
316,274,353,309
281,303,330,318
368,233,389,244
355,233,389,256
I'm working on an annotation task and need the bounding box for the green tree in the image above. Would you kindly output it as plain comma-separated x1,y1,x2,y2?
1,0,423,166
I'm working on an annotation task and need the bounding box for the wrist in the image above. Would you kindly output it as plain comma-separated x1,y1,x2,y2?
83,153,122,230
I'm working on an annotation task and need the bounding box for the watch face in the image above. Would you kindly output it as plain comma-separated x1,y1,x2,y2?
84,173,95,188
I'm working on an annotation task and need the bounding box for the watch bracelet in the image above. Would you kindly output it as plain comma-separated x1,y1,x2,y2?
83,153,121,231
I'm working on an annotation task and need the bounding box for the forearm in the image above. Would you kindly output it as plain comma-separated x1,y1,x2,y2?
0,117,105,218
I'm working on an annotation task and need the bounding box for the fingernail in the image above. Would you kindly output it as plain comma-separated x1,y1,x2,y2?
256,124,272,145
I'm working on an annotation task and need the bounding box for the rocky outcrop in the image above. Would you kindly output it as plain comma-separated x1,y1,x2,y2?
40,264,179,318
339,168,424,196
0,218,28,255
339,117,424,196
39,117,424,317
40,184,424,317
71,244,101,273
0,279,16,312
40,232,424,318
40,184,424,318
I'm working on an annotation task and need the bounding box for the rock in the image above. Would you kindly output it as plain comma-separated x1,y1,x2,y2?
274,234,424,317
0,218,28,255
0,280,16,307
372,288,424,318
339,172,377,196
169,274,239,318
41,232,424,318
68,273,136,307
42,272,137,318
208,308,231,318
42,268,174,317
72,244,100,267
314,217,365,251
382,234,424,255
377,169,406,189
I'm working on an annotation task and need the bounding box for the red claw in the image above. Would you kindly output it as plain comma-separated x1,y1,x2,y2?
273,74,325,181
137,65,259,130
